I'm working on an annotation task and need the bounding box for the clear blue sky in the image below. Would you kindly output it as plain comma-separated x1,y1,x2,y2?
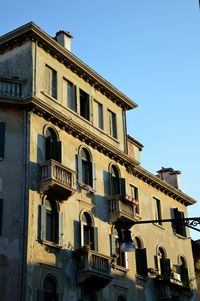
1,0,200,239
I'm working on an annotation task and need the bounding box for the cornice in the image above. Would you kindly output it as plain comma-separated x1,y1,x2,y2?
0,22,137,111
133,166,196,206
0,96,196,206
127,134,143,150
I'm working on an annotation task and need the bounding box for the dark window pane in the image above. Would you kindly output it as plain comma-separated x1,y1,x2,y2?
80,89,90,120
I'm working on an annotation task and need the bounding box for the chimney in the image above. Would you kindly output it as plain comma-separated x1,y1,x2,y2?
156,167,181,190
55,30,73,51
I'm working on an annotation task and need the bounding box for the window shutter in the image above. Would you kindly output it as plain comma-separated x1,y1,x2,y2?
55,141,62,163
0,122,5,160
73,85,77,112
135,248,148,277
39,205,46,241
0,199,3,235
160,258,171,278
110,234,117,257
180,211,186,237
77,154,82,184
92,162,96,190
91,226,98,252
120,178,126,196
180,266,189,285
58,211,64,246
45,136,52,160
74,220,81,249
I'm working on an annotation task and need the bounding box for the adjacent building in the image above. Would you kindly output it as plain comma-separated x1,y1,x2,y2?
0,22,198,301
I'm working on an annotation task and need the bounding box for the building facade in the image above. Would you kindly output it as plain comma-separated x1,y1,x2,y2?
0,22,198,301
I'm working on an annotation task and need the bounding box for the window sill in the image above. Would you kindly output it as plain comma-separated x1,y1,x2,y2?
136,274,148,281
115,265,129,273
39,239,63,249
41,91,58,102
78,182,96,194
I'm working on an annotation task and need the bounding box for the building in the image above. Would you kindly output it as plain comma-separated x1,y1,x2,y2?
0,22,198,301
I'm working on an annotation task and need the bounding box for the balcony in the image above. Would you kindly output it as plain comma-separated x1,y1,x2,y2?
75,247,113,290
108,194,138,227
0,78,22,98
40,159,76,200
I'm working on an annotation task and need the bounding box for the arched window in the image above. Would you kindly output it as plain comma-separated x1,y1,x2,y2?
77,147,95,188
110,165,120,195
45,127,61,162
156,246,171,278
39,197,63,245
43,275,58,301
81,211,98,251
134,236,148,277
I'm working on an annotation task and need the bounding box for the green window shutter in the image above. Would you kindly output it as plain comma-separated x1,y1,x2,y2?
110,234,117,257
160,258,171,278
180,211,186,237
0,199,3,235
45,136,53,160
77,154,82,184
72,85,77,112
54,141,62,163
39,205,46,241
74,220,81,249
120,178,126,196
92,162,96,189
0,122,5,160
91,226,98,252
180,266,189,286
135,248,148,277
58,211,64,245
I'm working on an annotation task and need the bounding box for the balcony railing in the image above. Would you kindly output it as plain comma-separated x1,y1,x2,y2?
40,159,76,200
75,247,113,290
108,194,138,226
0,78,22,98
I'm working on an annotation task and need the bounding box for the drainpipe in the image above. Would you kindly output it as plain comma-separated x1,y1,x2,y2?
19,110,30,301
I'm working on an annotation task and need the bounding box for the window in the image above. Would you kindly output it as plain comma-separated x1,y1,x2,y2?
154,197,162,225
66,80,77,112
0,122,5,160
156,246,171,278
45,128,61,163
135,236,148,277
108,110,117,138
42,275,58,301
81,211,98,251
0,199,3,235
110,228,127,268
131,185,139,214
172,208,186,237
77,147,95,188
45,65,57,99
80,89,90,120
94,100,103,130
39,198,63,245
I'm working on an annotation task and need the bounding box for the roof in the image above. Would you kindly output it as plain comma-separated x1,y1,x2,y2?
0,22,138,111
